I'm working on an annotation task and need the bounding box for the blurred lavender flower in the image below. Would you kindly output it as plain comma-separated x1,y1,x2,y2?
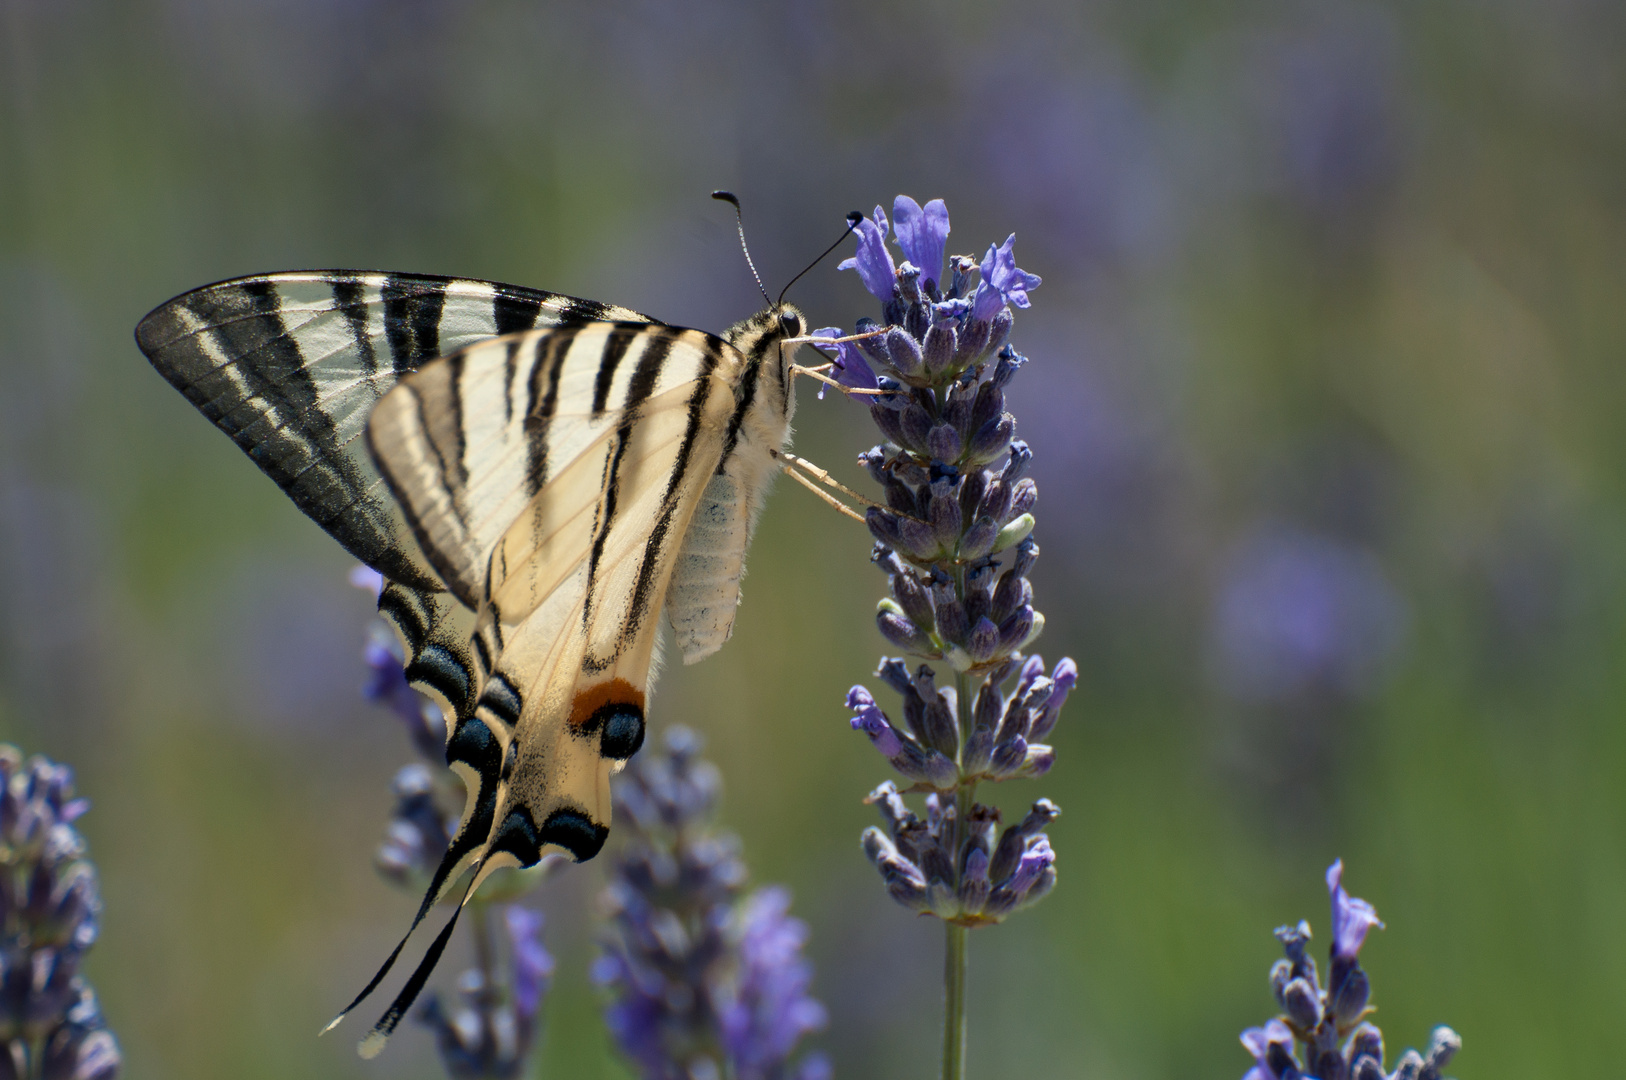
0,745,120,1080
415,906,554,1079
1212,526,1407,706
1239,861,1460,1080
595,727,828,1080
826,196,1070,926
351,570,557,1078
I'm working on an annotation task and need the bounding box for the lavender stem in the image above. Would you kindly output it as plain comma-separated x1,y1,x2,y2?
942,664,975,1080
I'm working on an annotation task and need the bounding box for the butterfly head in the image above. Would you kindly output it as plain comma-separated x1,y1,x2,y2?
723,301,810,419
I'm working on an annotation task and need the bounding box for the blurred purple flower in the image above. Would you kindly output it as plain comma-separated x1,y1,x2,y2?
1238,862,1457,1080
416,905,553,1079
717,888,830,1080
1212,526,1407,704
1262,11,1401,215
0,745,121,1079
596,728,826,1080
505,907,553,1019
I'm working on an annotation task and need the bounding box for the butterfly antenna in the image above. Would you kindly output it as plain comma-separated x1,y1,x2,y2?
712,191,772,307
779,211,865,304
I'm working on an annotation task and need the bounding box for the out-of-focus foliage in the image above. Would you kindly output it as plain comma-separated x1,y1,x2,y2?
2,1,1624,1078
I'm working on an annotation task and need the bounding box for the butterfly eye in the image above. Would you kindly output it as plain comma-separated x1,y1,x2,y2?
779,310,802,338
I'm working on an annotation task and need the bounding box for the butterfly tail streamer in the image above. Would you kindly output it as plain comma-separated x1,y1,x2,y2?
321,716,503,1036
356,868,483,1059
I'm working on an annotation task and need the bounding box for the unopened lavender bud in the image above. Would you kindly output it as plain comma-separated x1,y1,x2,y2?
1009,536,1039,577
961,730,994,775
973,681,1003,736
899,399,933,450
997,606,1035,654
897,516,942,562
948,255,977,300
922,321,957,375
926,423,962,463
877,603,933,653
1349,1024,1384,1072
870,402,908,445
1270,958,1294,1004
866,507,904,549
991,513,1035,554
858,446,888,483
984,309,1013,358
992,571,1032,623
962,563,994,622
855,318,890,365
1352,1057,1385,1080
989,736,1027,777
1015,744,1054,778
1392,1049,1426,1080
953,316,991,368
1028,657,1075,740
957,517,999,561
919,693,960,761
970,381,1005,431
958,469,987,522
863,829,929,910
883,475,918,515
886,327,924,378
988,347,1026,391
889,570,935,632
977,477,1012,522
1330,960,1371,1025
1282,977,1321,1029
932,589,968,645
965,617,1002,664
876,658,913,698
1003,441,1032,483
1008,477,1038,518
957,849,991,916
966,414,1016,464
1425,1026,1461,1074
928,480,963,546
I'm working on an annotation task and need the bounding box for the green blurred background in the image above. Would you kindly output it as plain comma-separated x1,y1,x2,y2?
3,1,1624,1077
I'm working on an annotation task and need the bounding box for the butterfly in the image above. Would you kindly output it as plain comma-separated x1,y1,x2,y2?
135,263,847,1055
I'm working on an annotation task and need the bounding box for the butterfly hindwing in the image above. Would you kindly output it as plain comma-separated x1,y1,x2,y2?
368,324,744,859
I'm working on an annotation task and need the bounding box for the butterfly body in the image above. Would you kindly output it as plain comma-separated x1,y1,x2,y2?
136,270,807,1049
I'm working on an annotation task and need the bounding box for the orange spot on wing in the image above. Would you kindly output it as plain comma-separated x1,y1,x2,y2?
568,678,644,730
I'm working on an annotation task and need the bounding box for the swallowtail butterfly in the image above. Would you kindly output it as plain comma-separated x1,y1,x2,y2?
136,261,819,1055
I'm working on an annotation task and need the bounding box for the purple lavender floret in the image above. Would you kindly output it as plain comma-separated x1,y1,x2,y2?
597,728,826,1080
831,197,1069,929
0,745,121,1080
1238,862,1459,1080
717,888,831,1080
415,905,554,1079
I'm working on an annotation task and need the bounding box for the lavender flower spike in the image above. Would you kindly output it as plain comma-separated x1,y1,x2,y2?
0,744,122,1080
597,728,827,1080
831,195,1070,1078
415,905,555,1078
1237,862,1458,1080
